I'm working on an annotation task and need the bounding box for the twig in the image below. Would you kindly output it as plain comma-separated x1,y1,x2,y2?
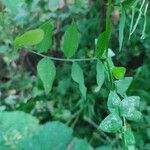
27,49,97,62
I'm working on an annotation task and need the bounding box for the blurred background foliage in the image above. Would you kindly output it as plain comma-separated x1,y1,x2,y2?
0,0,150,149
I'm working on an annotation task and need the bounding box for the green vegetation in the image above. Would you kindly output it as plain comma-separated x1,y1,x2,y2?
0,0,150,149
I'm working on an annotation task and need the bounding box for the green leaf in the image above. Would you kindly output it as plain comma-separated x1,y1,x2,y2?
0,111,39,149
21,121,73,150
112,66,126,80
120,96,142,121
96,61,105,91
107,91,121,114
99,113,122,133
37,58,56,94
71,62,87,99
121,96,140,109
119,7,126,51
14,29,44,49
71,138,93,150
95,31,108,58
124,110,142,122
122,0,136,8
115,77,133,96
63,22,79,58
122,127,135,147
95,22,112,58
36,21,53,53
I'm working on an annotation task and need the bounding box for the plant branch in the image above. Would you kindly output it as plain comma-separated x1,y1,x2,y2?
27,49,97,62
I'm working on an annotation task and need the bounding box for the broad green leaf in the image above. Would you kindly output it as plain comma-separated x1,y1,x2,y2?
37,58,56,94
0,111,39,149
14,29,44,49
96,61,105,91
112,66,126,80
107,91,121,114
36,21,53,53
122,127,135,148
115,77,133,96
63,22,79,58
21,121,73,150
71,138,93,150
119,7,126,51
120,96,142,121
71,62,87,99
99,113,122,133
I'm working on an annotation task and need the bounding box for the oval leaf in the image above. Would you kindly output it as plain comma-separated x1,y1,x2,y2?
14,29,44,49
37,58,56,94
112,66,126,80
115,77,133,96
63,22,79,58
99,113,122,133
123,110,142,122
36,21,53,53
71,62,87,99
120,96,142,121
107,91,121,114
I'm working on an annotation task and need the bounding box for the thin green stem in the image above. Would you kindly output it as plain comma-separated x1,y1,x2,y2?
106,0,112,31
27,49,97,62
106,0,112,56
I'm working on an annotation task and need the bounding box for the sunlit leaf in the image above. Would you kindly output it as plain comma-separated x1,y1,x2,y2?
14,29,44,49
63,22,79,58
37,58,56,94
99,113,122,133
112,66,126,80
